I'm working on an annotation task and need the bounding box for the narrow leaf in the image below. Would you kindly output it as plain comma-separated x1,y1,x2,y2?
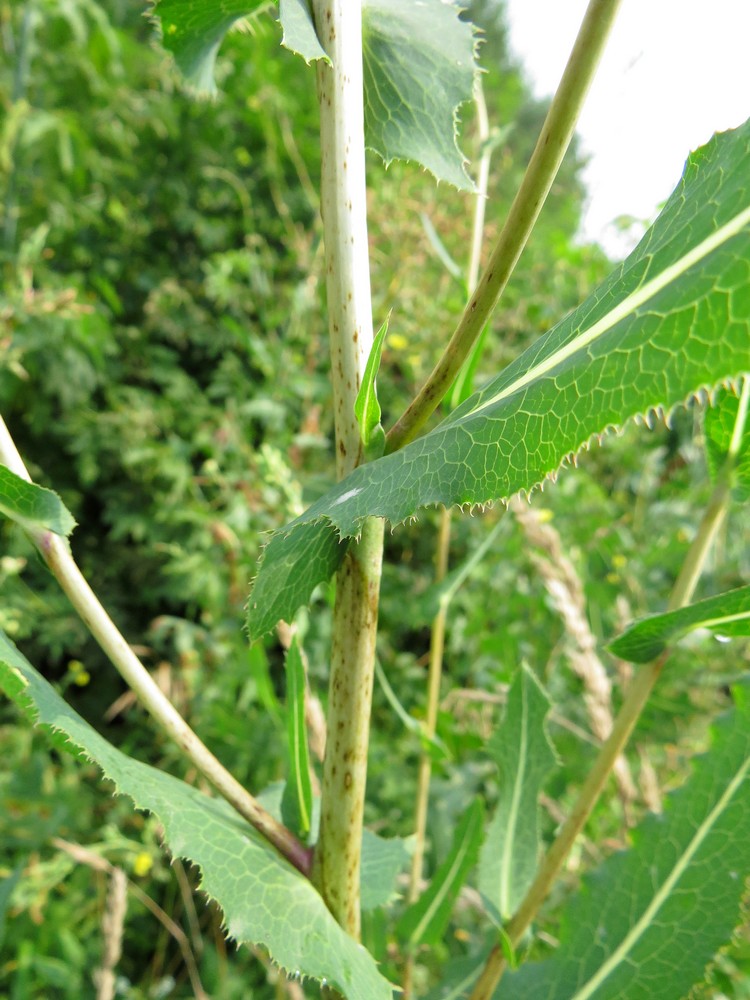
704,378,750,500
279,0,328,64
397,798,484,949
151,0,268,95
362,0,477,190
354,317,389,458
495,685,750,1000
281,637,313,838
479,664,557,924
0,465,76,537
247,121,750,634
609,585,750,664
0,634,392,1000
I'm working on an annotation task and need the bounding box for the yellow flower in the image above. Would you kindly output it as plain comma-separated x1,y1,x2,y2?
612,554,627,569
133,852,154,877
68,660,90,685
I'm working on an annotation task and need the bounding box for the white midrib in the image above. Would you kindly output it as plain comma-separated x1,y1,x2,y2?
410,809,480,944
499,679,529,919
470,204,750,418
571,753,750,1000
696,608,750,632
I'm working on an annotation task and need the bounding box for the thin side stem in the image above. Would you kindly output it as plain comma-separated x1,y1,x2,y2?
668,376,749,610
309,0,384,940
468,382,750,999
386,0,623,453
0,416,311,877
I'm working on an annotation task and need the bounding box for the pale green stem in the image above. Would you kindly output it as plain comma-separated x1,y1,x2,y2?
386,0,623,453
309,0,384,941
468,379,750,999
0,415,311,876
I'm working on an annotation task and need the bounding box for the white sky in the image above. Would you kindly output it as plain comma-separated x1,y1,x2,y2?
505,0,750,257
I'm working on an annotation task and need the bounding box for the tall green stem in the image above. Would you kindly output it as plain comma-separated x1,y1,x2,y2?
310,0,384,939
386,0,623,453
469,378,750,1000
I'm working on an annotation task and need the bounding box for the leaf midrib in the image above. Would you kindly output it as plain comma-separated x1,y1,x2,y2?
468,204,750,420
571,754,750,1000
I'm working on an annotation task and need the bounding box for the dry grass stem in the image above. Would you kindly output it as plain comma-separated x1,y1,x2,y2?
511,498,637,805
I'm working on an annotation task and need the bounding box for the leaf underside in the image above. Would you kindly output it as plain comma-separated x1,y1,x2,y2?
151,0,269,94
154,0,477,188
248,119,750,638
609,584,750,663
495,686,750,1000
0,465,76,537
361,0,477,190
0,634,392,1000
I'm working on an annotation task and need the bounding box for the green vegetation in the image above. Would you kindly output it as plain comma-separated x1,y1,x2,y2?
1,1,749,998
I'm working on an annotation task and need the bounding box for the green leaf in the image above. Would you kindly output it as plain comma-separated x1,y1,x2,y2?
360,829,413,910
281,637,313,839
151,0,268,94
494,685,750,1000
156,0,476,188
375,660,450,760
247,121,750,635
0,634,393,1000
279,0,328,64
397,798,484,949
354,317,389,459
704,378,750,500
0,466,76,537
362,0,477,190
479,664,557,924
247,520,346,639
609,585,750,664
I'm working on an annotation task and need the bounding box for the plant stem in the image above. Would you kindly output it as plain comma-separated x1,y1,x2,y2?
468,380,750,999
386,0,623,453
0,416,311,877
668,377,749,610
309,0,384,940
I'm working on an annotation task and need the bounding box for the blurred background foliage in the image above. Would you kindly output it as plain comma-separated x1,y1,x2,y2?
1,0,748,997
